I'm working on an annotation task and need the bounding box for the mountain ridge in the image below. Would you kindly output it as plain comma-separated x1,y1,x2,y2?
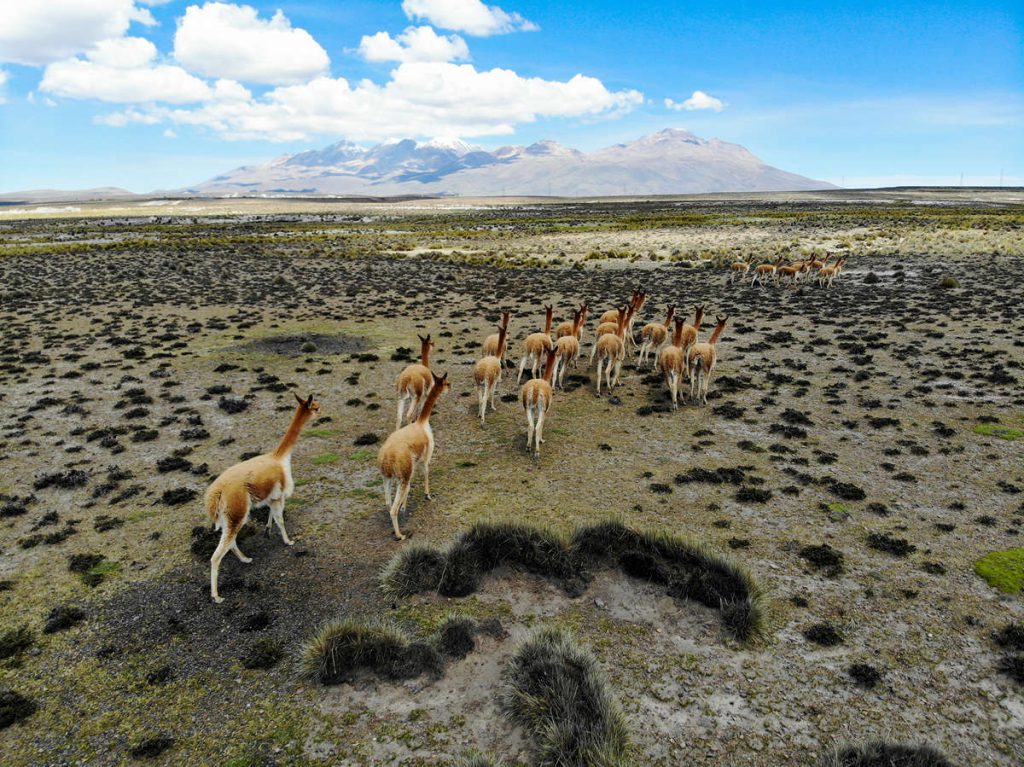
188,129,836,197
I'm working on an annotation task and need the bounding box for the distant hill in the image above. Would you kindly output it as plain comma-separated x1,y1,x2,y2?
187,129,835,197
0,187,137,204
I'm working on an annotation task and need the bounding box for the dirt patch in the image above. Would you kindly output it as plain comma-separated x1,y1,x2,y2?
232,333,371,357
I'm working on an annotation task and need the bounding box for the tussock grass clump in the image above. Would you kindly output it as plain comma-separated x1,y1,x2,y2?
994,622,1024,651
867,532,916,557
800,544,845,577
501,628,630,767
0,626,34,660
383,520,767,641
820,740,952,766
301,615,499,685
0,689,38,730
301,620,443,685
381,544,447,598
804,622,844,646
998,653,1024,685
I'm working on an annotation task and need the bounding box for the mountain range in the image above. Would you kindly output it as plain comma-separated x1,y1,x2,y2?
186,129,834,197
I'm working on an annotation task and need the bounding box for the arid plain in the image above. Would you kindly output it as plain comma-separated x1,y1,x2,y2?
1,189,1022,766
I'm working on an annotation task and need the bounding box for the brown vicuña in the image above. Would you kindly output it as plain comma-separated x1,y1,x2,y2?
396,334,434,430
204,392,320,603
687,315,728,405
517,304,554,384
593,303,632,395
657,316,690,408
552,307,585,389
481,310,511,365
638,304,675,369
378,371,450,540
520,346,558,458
473,322,508,424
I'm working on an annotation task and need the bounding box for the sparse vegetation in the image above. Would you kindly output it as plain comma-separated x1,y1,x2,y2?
501,628,630,767
382,520,767,641
819,740,952,767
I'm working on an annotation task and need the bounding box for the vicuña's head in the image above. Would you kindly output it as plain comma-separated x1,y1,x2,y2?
710,316,729,344
292,392,321,418
417,333,434,364
431,371,451,395
501,310,511,327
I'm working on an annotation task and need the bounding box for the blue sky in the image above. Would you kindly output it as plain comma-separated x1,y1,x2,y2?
0,0,1021,192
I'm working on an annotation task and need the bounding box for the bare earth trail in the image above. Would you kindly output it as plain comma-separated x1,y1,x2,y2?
0,194,1022,765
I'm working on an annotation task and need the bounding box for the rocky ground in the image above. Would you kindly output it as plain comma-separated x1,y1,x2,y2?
0,196,1022,766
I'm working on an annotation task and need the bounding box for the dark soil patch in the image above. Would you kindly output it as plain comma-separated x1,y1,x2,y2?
232,333,370,357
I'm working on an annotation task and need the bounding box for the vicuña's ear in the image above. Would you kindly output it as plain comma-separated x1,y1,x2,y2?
294,392,305,406
306,394,314,408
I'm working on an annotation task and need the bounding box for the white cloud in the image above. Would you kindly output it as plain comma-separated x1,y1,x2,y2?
163,127,177,138
359,26,469,63
88,36,158,68
102,61,643,141
402,0,537,36
0,69,8,104
173,2,329,85
41,40,212,104
665,90,725,112
0,0,155,66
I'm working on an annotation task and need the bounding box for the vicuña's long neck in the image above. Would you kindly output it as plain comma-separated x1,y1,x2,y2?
416,383,444,425
542,352,557,382
709,323,726,345
663,308,675,327
672,323,684,346
274,405,308,458
497,325,508,360
543,309,553,335
421,344,430,367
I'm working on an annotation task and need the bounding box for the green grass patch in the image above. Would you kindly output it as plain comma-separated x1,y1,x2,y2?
87,561,122,577
974,549,1024,594
974,423,1023,441
312,453,341,465
303,428,338,439
349,449,374,461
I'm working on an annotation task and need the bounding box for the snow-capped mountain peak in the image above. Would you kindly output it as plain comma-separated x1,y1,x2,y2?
190,129,835,197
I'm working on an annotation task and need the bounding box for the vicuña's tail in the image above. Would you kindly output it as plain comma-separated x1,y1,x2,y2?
204,486,224,528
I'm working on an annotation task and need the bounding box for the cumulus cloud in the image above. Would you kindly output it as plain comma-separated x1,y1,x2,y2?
359,26,470,63
402,0,537,36
173,2,329,85
41,39,213,104
102,62,643,141
0,0,155,66
665,91,725,112
0,69,8,104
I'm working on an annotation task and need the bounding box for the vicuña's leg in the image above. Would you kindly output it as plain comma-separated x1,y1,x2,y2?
270,499,293,545
396,394,407,431
536,402,546,448
490,375,499,410
517,354,529,384
525,402,536,452
230,538,252,563
613,359,623,387
422,442,435,500
383,477,393,510
478,381,488,424
388,478,411,540
595,358,604,395
209,524,234,604
669,371,678,409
